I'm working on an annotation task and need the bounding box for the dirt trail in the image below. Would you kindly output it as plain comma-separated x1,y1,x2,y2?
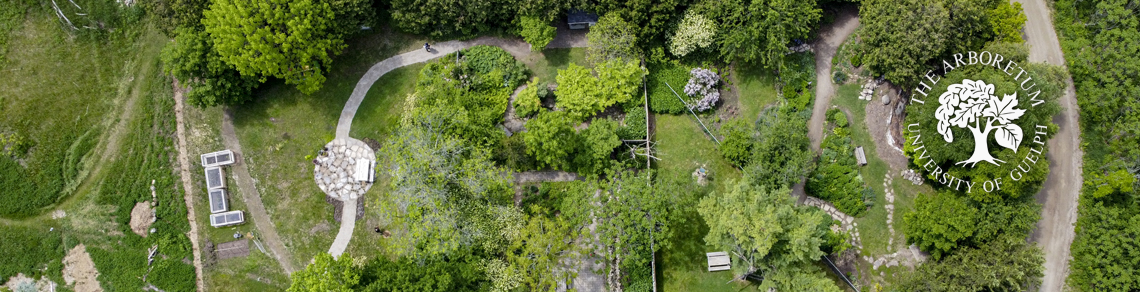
170,79,205,291
1015,0,1084,291
221,109,297,274
794,8,860,202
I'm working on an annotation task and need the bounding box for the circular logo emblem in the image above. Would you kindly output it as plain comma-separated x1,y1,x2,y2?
904,51,1057,195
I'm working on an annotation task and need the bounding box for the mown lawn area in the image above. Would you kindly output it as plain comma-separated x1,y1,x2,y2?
228,30,424,269
653,114,740,291
0,10,150,218
730,64,780,121
829,82,930,259
519,48,587,85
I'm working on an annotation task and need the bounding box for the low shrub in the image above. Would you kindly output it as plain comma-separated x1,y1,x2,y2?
806,121,867,217
619,107,647,140
647,62,691,114
514,78,543,118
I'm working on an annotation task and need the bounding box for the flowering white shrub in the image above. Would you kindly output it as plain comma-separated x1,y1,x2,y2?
669,11,716,57
685,68,720,111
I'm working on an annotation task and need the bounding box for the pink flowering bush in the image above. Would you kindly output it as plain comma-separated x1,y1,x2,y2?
684,68,720,111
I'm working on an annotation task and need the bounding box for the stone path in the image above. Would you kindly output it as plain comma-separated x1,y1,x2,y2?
514,171,583,184
221,110,296,274
804,196,862,248
1016,0,1085,290
315,138,375,257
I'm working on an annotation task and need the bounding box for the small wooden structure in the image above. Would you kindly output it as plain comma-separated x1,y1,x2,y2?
706,252,731,272
216,239,250,260
210,210,245,227
200,150,236,167
205,167,226,189
854,147,867,166
567,10,598,29
353,160,375,183
208,189,228,214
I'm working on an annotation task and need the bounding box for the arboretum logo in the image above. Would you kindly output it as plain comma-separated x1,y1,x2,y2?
906,51,1053,194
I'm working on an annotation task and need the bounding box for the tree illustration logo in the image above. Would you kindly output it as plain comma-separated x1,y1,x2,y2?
935,79,1026,167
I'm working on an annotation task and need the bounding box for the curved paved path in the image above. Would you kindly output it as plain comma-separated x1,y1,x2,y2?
1016,0,1084,290
221,110,297,274
328,36,540,257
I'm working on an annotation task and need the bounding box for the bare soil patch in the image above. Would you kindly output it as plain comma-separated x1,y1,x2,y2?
62,244,103,292
129,201,155,237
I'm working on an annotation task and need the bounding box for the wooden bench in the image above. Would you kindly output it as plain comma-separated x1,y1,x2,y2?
707,252,730,272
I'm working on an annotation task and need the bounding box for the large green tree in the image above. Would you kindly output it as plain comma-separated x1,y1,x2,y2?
694,0,821,67
389,0,511,37
697,180,839,291
379,109,519,258
203,0,344,94
555,60,645,120
903,192,977,260
899,240,1044,291
524,111,579,170
585,14,641,64
745,108,814,188
503,206,579,291
161,28,259,107
287,253,360,292
860,0,950,87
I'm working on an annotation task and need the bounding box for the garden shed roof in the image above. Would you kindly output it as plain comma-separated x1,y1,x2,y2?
567,10,598,25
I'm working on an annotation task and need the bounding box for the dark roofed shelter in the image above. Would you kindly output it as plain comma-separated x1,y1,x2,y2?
567,10,598,30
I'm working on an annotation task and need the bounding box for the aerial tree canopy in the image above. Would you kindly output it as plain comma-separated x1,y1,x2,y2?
203,0,344,94
693,0,821,67
379,109,520,258
698,180,838,290
287,253,360,292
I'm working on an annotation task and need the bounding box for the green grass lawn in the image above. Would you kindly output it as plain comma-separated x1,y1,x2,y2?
229,30,424,270
731,64,780,121
830,83,931,263
349,64,423,141
653,113,743,291
519,48,587,85
0,11,153,218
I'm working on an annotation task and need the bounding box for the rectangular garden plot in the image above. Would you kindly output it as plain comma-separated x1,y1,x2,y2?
208,189,228,213
210,211,245,227
205,167,225,189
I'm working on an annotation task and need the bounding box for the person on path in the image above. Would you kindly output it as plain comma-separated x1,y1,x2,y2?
424,42,431,52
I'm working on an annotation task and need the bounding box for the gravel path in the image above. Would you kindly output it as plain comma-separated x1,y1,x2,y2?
220,109,296,274
1016,0,1084,290
169,79,205,291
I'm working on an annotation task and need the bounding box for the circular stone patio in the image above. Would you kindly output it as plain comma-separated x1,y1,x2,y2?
313,138,376,201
